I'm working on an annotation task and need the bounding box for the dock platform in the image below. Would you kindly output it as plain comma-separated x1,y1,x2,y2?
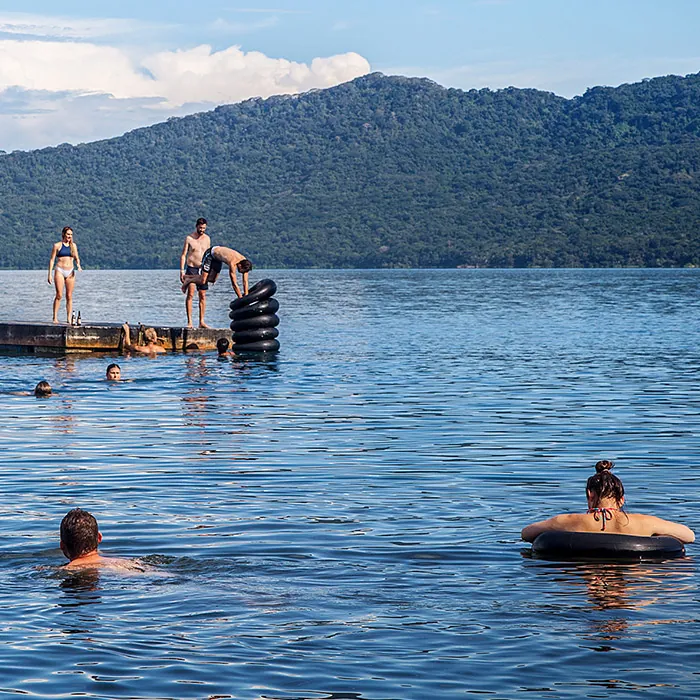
0,321,228,353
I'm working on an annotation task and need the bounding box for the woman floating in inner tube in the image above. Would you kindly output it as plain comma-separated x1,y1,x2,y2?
521,460,695,543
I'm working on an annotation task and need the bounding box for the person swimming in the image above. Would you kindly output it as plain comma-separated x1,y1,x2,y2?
121,323,166,355
216,337,233,359
105,363,121,380
59,508,143,571
34,380,52,397
521,460,695,543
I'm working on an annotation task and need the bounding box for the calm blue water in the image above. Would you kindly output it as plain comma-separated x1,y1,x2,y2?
1,268,700,699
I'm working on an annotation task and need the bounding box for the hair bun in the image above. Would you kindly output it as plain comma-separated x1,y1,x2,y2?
594,460,614,473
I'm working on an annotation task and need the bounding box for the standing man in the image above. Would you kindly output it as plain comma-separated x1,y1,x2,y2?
180,218,211,328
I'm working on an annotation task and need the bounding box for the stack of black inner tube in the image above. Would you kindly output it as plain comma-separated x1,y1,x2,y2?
229,278,280,352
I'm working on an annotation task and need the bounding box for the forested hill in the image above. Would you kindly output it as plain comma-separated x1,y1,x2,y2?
2,71,700,269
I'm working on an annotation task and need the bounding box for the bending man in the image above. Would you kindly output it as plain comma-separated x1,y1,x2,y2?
181,246,252,299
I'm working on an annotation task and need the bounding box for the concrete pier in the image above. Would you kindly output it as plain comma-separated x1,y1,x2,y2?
0,321,227,353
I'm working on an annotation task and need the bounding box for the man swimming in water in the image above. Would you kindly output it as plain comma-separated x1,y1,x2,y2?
179,218,211,328
60,508,139,570
121,323,166,355
181,246,252,299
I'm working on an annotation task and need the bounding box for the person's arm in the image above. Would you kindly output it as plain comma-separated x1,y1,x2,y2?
230,268,242,298
179,239,190,283
121,323,133,351
647,515,695,543
121,323,145,353
521,514,573,542
242,270,249,296
73,244,82,272
48,244,57,284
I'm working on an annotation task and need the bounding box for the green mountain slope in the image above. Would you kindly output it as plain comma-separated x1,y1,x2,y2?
2,72,700,268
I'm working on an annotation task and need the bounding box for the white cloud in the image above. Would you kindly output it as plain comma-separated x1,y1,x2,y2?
208,16,280,34
0,39,370,151
0,12,142,39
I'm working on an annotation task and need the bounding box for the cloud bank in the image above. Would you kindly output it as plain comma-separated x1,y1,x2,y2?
0,38,370,151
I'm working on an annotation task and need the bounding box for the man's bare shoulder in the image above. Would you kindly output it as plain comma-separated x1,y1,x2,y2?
65,556,152,573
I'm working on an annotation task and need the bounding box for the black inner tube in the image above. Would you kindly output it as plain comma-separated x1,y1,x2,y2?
531,530,685,560
230,279,277,310
233,338,280,353
233,327,279,343
230,314,280,331
229,297,279,321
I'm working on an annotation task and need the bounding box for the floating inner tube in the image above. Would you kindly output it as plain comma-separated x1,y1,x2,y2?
230,279,277,310
230,314,280,332
229,297,279,321
233,338,280,353
233,327,279,344
532,530,685,561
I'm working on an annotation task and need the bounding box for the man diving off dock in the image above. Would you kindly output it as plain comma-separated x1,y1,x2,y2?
181,246,252,299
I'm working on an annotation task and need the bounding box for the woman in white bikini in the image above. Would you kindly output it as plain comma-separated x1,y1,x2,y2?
521,460,695,543
48,226,82,324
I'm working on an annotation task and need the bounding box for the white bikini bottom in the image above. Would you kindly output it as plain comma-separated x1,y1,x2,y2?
55,267,74,279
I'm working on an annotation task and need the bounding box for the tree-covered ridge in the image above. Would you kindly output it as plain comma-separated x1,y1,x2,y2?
1,71,700,269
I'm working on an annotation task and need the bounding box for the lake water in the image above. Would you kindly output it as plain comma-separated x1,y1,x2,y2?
1,268,699,699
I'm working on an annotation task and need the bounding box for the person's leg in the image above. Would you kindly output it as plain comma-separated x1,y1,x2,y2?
52,271,65,323
185,283,195,327
64,272,76,323
198,289,208,328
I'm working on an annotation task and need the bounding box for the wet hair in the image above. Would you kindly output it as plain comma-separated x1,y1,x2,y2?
34,380,52,397
586,460,625,507
236,259,253,273
60,508,99,559
106,363,120,378
216,337,230,354
196,218,207,226
144,328,158,344
185,342,200,351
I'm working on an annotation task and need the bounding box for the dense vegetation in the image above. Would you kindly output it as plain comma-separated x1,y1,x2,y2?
2,71,700,268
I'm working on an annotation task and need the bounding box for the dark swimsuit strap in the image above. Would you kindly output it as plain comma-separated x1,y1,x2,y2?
587,507,618,531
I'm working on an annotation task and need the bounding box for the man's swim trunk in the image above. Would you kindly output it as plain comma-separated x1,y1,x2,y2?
201,247,223,278
185,265,208,291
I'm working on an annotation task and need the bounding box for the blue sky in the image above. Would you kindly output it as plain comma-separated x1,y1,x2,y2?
0,0,698,151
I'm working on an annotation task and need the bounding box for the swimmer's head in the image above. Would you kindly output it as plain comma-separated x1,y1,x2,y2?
34,380,52,397
237,259,253,273
185,342,200,351
216,338,230,355
60,508,101,560
144,328,158,344
106,363,121,381
586,460,625,508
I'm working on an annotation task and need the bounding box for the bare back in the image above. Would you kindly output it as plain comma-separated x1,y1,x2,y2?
522,510,695,543
212,246,245,267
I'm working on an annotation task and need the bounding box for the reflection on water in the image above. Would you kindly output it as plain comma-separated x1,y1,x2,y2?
0,269,699,698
